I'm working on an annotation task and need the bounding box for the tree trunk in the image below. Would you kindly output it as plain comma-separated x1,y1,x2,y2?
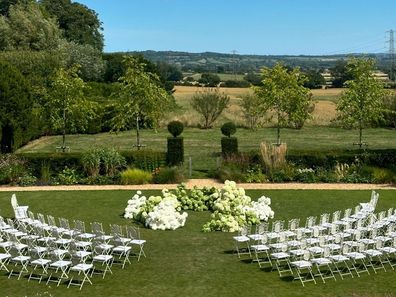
276,111,281,146
136,114,141,150
359,119,363,149
62,108,66,152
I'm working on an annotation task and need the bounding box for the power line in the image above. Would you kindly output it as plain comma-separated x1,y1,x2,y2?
387,29,395,80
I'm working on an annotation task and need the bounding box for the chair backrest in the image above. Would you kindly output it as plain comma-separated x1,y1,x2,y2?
357,242,365,253
378,211,386,221
74,220,85,233
323,246,331,257
354,230,362,241
110,224,123,237
370,228,377,239
343,208,352,219
288,218,299,231
59,218,70,230
334,233,342,244
312,227,320,238
387,208,394,217
255,222,268,234
375,239,383,249
37,213,46,225
239,225,248,236
14,207,28,220
28,211,35,221
354,205,361,214
318,236,325,247
91,222,104,235
332,210,341,222
341,244,349,254
272,220,284,233
296,228,304,240
330,224,338,235
306,216,316,228
320,213,329,225
11,194,18,210
47,215,57,227
126,225,139,240
260,234,268,244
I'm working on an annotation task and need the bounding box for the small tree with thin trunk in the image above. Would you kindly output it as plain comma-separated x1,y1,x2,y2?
46,65,96,152
336,58,389,148
253,63,312,145
191,88,230,129
111,56,173,149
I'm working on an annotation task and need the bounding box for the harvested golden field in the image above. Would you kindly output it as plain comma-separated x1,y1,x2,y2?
166,86,339,127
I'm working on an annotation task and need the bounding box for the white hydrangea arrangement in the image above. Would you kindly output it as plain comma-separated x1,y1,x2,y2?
202,180,274,232
173,183,215,211
124,189,188,230
124,180,274,232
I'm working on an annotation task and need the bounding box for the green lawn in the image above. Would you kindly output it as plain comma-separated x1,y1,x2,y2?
17,127,396,177
0,189,395,296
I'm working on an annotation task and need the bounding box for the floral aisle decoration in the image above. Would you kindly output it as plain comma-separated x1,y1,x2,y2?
124,180,274,232
124,189,188,230
202,180,274,232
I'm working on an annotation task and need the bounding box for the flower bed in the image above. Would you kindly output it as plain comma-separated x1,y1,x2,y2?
124,180,274,232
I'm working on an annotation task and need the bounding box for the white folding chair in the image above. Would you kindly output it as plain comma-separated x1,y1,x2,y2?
328,244,354,280
290,251,316,287
67,255,93,290
28,249,51,283
8,246,31,280
232,225,251,258
126,225,146,261
46,253,72,287
311,246,337,283
91,221,113,243
250,234,271,267
74,220,95,241
91,240,114,278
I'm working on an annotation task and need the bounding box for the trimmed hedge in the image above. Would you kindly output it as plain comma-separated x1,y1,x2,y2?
17,150,166,176
287,149,396,169
167,137,184,166
221,137,238,156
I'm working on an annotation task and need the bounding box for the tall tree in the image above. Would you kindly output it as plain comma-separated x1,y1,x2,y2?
0,1,62,51
45,65,96,151
40,0,104,51
336,58,388,148
111,56,174,149
0,61,33,152
254,63,312,145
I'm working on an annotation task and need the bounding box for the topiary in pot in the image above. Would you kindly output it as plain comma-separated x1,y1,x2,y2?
221,122,238,156
167,121,184,165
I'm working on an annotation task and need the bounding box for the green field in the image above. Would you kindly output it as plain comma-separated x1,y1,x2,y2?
0,189,395,297
17,127,396,177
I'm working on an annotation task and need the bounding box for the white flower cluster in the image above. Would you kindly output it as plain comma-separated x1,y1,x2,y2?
174,183,214,211
296,168,314,174
250,196,275,221
202,180,275,232
124,189,188,230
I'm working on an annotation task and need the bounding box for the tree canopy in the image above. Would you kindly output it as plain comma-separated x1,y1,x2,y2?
254,63,312,145
0,1,62,51
40,0,104,51
111,56,174,148
336,57,388,147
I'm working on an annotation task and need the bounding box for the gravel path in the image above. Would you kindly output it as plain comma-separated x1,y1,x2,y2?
0,179,395,191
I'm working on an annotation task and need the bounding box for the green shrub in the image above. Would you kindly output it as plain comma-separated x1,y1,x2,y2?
372,168,394,183
269,164,296,182
18,174,37,186
56,167,80,185
38,161,51,185
294,168,316,183
120,168,152,185
81,148,102,177
216,164,246,183
167,137,184,166
80,175,119,185
221,122,236,137
221,137,238,156
245,165,267,183
0,154,26,184
167,121,184,137
122,150,166,172
153,167,184,184
101,148,126,176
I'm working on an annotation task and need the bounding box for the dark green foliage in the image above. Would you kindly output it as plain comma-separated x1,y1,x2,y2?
220,122,236,137
153,166,184,184
331,59,353,87
222,80,250,88
303,69,326,89
243,72,262,86
167,121,184,137
221,137,238,156
40,0,104,51
122,150,166,172
0,61,34,152
199,73,221,87
167,137,184,166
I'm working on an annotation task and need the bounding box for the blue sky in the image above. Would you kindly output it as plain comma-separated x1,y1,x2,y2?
77,0,396,55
